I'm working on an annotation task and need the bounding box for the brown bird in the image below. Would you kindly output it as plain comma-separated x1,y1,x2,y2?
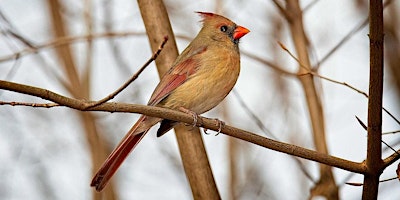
91,11,249,191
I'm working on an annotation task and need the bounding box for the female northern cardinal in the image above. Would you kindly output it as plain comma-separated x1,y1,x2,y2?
91,11,249,191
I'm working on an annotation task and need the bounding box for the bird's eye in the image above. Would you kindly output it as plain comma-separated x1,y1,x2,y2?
220,25,228,32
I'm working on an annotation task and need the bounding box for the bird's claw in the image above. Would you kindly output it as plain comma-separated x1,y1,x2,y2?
203,128,211,135
203,119,225,136
214,119,225,136
179,107,199,127
178,107,224,136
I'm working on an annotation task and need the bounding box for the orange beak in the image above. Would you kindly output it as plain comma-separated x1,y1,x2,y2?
233,26,250,40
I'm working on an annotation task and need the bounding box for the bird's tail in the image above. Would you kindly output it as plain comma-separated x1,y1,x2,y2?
90,116,160,191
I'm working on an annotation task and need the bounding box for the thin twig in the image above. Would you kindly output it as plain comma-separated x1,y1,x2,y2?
278,41,311,72
242,50,296,76
314,0,395,69
354,115,398,154
383,107,400,125
232,90,320,185
0,9,36,48
346,176,398,187
232,89,276,139
0,101,60,107
316,19,368,69
271,0,289,19
0,31,146,63
279,41,400,126
382,130,400,135
356,115,368,130
84,36,168,109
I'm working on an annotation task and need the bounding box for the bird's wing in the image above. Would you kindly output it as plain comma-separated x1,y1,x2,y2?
91,46,207,191
147,46,207,106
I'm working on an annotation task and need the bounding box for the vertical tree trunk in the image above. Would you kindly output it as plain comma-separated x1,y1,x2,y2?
137,1,221,199
362,0,384,199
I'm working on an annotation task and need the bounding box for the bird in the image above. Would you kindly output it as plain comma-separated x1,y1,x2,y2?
91,11,249,191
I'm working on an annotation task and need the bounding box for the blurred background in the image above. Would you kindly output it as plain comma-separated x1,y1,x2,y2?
0,0,399,199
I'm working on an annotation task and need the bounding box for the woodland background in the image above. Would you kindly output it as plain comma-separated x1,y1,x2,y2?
0,0,399,200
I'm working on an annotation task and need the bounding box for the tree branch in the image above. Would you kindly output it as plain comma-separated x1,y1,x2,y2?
0,79,367,175
383,149,400,168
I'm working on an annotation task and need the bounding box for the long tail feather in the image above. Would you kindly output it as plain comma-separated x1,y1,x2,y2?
90,116,159,191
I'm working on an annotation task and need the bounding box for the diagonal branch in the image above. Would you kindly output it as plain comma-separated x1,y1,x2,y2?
383,149,400,168
315,0,395,69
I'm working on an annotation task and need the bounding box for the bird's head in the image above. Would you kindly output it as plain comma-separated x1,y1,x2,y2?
196,12,249,45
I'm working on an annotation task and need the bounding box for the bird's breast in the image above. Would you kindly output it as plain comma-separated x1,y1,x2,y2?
160,49,240,114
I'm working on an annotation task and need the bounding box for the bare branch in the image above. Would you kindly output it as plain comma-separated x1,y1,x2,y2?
0,79,366,175
346,176,398,187
242,50,296,76
382,130,400,135
355,116,368,131
271,0,289,19
383,149,400,168
0,101,59,107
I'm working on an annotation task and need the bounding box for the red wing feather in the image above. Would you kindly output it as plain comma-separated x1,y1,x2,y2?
147,57,198,106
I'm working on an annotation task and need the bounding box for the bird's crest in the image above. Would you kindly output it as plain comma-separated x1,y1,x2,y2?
196,11,223,23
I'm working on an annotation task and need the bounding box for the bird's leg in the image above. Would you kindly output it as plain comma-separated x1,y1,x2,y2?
179,107,199,127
